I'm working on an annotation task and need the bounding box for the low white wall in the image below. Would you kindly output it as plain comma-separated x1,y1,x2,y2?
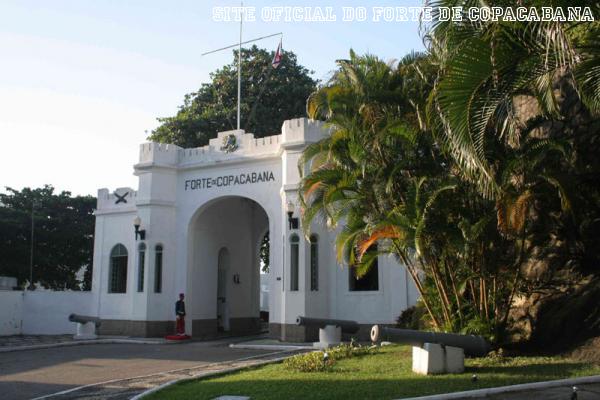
22,291,94,335
0,290,94,336
0,291,24,335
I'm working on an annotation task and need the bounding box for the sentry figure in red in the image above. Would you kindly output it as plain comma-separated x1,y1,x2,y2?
175,293,186,335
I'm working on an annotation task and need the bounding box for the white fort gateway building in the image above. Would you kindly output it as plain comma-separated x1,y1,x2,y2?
91,118,418,341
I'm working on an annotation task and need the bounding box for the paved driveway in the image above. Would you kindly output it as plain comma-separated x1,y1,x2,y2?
0,340,279,400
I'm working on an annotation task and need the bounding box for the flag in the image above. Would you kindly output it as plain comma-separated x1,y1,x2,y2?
272,39,283,68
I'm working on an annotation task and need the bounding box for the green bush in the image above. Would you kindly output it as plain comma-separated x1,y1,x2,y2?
283,343,378,372
283,350,334,372
395,303,427,330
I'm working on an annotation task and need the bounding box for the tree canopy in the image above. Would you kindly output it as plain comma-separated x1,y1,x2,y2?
0,186,95,290
149,45,317,148
300,3,600,347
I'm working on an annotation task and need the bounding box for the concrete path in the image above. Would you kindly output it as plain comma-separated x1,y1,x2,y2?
0,339,294,400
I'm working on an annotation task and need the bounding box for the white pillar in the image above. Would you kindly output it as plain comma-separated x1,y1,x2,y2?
412,343,465,375
314,325,342,349
74,322,97,340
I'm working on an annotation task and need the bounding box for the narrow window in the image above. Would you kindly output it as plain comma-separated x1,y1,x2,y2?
154,244,163,293
290,234,299,291
349,245,379,292
310,235,318,291
137,243,146,292
109,244,128,293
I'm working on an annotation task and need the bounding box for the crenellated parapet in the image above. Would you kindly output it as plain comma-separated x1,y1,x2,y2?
138,142,181,167
135,118,328,170
96,187,138,213
281,118,328,148
178,130,282,167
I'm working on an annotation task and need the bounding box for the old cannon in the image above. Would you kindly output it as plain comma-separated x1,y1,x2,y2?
68,314,101,340
296,316,360,348
371,325,491,375
370,325,490,357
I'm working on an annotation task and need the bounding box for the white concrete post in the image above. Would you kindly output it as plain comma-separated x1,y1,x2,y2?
412,343,465,375
74,321,97,340
314,324,342,349
444,346,465,373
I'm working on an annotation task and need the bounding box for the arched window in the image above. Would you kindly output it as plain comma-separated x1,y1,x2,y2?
290,234,299,291
349,244,379,292
137,243,146,292
154,244,163,293
310,235,318,291
109,244,128,293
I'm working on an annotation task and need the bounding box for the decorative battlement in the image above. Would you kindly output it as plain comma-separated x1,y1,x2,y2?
178,131,282,166
282,118,328,146
139,142,181,165
96,187,138,211
136,118,328,169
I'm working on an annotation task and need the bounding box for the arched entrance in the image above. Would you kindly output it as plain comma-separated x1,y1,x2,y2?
187,196,269,338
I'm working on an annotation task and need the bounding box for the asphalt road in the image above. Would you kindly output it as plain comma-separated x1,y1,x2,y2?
0,341,275,400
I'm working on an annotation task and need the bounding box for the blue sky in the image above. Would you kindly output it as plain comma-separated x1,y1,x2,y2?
0,0,424,195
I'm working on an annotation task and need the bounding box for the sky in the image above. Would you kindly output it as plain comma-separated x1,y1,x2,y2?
0,0,424,196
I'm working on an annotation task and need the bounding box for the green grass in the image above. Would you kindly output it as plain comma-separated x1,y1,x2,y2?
147,345,600,400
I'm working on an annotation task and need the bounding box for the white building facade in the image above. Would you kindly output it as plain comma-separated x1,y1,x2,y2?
91,118,418,341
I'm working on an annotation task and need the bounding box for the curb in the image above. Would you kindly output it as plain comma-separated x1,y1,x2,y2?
0,338,169,353
0,333,269,353
130,353,295,399
399,375,600,399
229,343,313,351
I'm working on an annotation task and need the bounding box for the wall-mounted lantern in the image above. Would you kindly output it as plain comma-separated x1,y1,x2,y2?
286,200,299,230
233,273,241,284
133,216,146,241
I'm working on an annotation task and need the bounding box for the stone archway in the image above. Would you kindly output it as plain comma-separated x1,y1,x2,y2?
186,196,269,338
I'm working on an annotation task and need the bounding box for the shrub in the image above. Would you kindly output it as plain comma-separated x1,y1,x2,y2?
283,350,334,372
396,303,427,330
283,343,378,372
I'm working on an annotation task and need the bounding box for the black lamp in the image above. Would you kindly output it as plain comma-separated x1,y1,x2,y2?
286,201,299,230
133,216,146,240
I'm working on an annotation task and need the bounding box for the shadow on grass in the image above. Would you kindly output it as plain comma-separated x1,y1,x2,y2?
465,361,592,376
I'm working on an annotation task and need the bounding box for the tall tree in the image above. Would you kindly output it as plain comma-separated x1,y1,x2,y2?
301,51,471,332
301,50,545,342
149,45,317,148
425,1,600,346
0,186,96,290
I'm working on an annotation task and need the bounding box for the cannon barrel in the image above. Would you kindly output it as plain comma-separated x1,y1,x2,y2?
68,313,101,328
371,325,490,357
296,316,360,334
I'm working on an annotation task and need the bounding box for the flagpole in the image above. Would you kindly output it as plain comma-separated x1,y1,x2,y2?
201,6,282,131
237,2,243,130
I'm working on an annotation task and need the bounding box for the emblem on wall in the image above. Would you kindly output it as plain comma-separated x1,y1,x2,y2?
114,191,129,204
220,134,239,153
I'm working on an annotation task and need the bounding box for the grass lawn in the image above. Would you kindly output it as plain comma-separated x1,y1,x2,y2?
146,345,600,400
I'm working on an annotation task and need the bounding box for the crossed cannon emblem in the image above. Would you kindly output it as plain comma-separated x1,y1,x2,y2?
114,191,129,204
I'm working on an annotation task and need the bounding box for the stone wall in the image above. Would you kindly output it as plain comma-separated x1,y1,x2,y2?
0,291,23,335
0,290,93,336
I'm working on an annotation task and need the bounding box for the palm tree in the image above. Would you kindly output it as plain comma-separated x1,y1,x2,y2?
301,51,476,332
424,1,600,342
425,0,599,198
